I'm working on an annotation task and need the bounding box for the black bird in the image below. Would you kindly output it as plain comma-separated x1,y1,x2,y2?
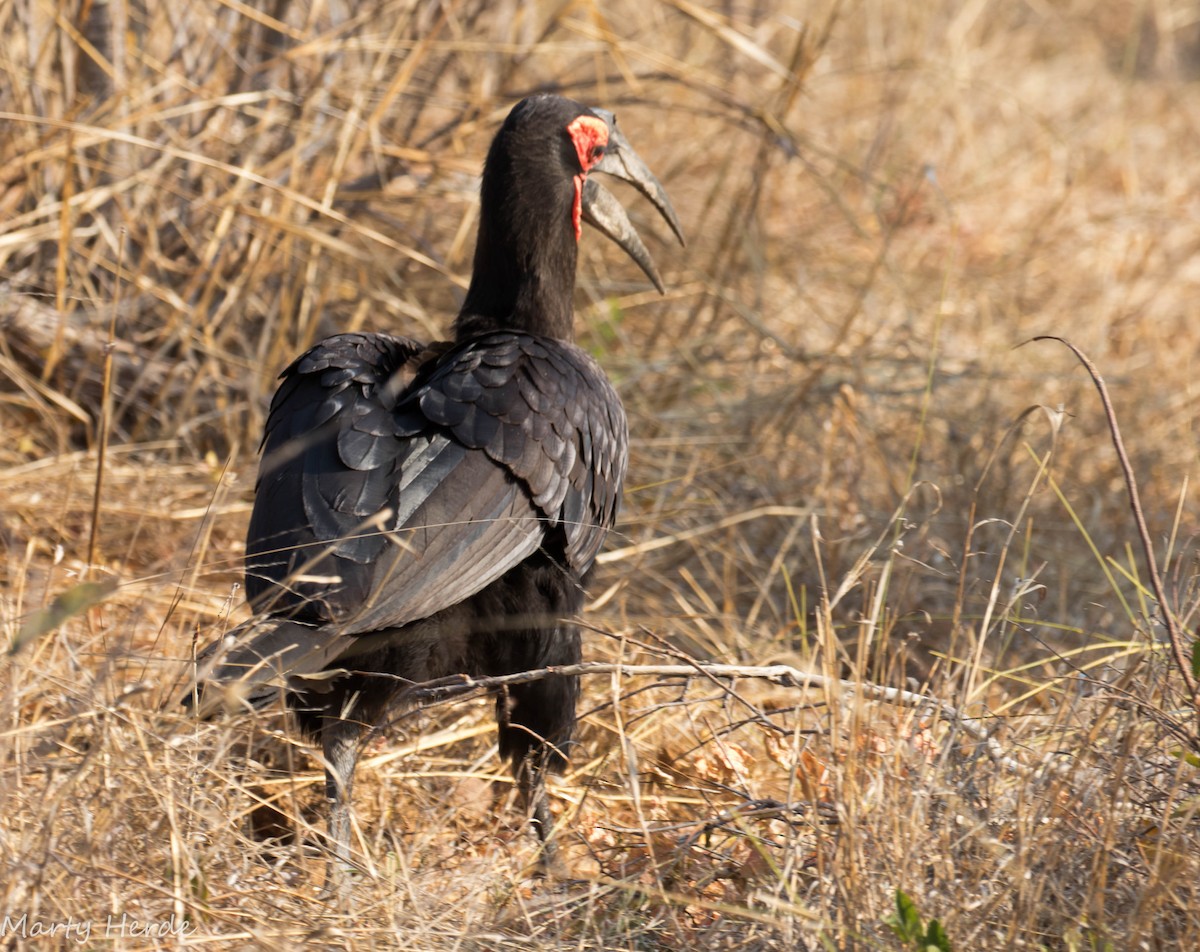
189,95,683,877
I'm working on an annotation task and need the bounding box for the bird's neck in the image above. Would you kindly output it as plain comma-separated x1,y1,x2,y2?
454,154,580,342
455,221,578,341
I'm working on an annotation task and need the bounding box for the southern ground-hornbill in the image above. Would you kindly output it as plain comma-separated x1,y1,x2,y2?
187,94,683,878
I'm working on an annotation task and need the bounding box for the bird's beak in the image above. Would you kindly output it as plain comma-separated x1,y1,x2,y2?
583,109,685,294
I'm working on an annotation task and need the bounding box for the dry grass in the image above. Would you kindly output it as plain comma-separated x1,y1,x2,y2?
3,0,1200,948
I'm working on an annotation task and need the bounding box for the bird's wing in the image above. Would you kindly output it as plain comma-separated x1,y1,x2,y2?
410,331,627,574
244,332,430,620
243,330,626,636
342,330,628,634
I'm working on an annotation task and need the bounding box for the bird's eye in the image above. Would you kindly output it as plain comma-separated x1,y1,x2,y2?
592,145,606,161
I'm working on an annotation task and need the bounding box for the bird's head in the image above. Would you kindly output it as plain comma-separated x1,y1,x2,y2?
458,94,684,340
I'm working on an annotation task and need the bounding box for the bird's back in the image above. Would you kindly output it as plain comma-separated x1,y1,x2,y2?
243,328,628,640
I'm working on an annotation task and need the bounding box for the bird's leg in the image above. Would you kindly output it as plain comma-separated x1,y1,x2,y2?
517,752,551,838
516,748,561,873
493,624,580,874
497,684,556,866
319,714,363,903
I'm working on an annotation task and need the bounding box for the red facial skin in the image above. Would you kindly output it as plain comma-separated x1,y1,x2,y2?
566,115,610,241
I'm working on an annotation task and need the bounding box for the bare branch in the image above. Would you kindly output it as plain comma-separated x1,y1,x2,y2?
1031,336,1199,707
349,660,1026,773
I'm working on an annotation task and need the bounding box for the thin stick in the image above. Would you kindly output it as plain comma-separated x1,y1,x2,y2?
354,660,1025,773
86,227,125,573
1032,335,1199,705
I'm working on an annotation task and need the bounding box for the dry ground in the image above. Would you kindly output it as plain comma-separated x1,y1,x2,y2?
3,0,1200,948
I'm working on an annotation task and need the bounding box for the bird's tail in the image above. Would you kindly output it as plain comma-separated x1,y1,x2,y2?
182,616,344,717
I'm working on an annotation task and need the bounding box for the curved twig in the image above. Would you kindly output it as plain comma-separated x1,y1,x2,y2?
1031,335,1199,705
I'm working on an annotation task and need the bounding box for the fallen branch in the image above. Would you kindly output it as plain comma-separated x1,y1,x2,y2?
604,796,839,839
367,660,1026,773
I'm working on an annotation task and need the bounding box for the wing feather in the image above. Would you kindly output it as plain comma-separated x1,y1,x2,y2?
411,330,628,573
243,328,627,639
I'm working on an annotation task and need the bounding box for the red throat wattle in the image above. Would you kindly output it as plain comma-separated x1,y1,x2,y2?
566,115,610,241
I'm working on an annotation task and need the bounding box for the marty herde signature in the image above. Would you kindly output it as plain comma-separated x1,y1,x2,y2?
2,913,194,942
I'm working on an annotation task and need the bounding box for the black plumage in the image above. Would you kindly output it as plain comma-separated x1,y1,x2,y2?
188,94,682,884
